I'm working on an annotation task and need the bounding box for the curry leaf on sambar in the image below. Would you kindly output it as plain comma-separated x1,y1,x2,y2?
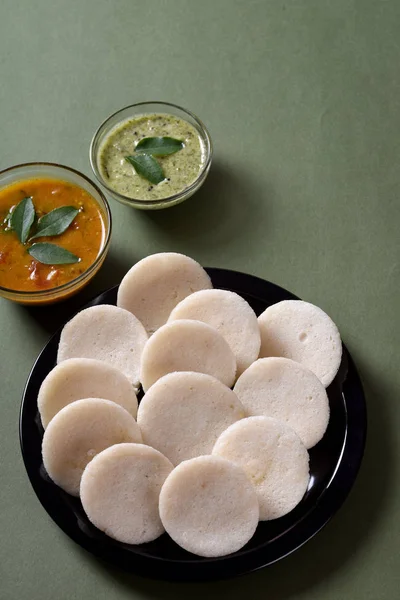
28,242,80,265
30,206,79,239
10,197,35,243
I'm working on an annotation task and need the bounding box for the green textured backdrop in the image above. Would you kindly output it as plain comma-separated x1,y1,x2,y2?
1,1,399,598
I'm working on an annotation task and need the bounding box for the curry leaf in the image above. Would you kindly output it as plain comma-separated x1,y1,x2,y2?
10,197,35,243
135,136,184,157
30,206,79,239
125,154,165,185
28,243,80,265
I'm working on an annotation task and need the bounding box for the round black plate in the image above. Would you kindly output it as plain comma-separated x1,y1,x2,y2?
20,268,367,581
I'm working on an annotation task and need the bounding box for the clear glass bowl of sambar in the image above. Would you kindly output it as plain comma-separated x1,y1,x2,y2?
0,162,111,305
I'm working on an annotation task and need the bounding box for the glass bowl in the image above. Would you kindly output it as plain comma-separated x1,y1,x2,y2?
0,162,112,305
89,101,213,210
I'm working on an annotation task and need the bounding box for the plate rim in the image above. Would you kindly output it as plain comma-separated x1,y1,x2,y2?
19,267,367,581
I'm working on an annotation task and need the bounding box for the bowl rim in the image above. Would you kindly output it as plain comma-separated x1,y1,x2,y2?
0,161,112,298
89,101,213,207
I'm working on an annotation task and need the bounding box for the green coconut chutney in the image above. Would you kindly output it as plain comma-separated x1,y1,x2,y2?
99,114,206,200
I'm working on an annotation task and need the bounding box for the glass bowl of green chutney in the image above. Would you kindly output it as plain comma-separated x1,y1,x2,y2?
90,102,213,210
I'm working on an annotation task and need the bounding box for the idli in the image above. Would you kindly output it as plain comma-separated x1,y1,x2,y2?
159,455,259,557
258,300,342,387
117,252,212,334
38,358,138,429
80,443,173,545
137,372,245,465
42,398,142,496
234,357,329,448
57,305,148,388
213,416,309,520
168,289,260,376
140,320,237,392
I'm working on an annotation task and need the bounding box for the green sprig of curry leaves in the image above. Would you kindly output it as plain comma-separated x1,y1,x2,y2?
6,198,80,265
125,136,184,185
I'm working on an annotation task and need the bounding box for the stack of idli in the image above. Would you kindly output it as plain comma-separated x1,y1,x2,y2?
38,251,342,557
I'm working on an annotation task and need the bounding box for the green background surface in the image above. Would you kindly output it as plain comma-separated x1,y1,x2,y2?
1,0,399,598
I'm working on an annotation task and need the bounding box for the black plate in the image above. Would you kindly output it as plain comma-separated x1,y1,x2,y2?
20,268,367,581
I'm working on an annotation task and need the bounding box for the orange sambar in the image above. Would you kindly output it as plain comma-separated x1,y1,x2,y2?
0,178,105,292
